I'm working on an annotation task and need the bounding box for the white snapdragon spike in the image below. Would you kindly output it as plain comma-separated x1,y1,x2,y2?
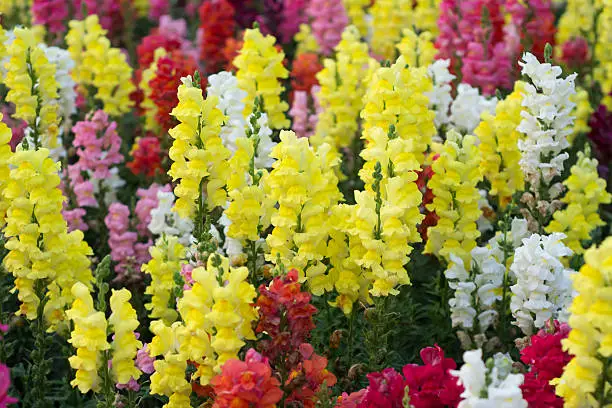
517,52,576,187
445,246,505,333
40,44,77,122
509,232,575,335
206,71,248,152
148,190,195,246
453,349,527,408
248,112,276,169
426,59,455,128
449,84,498,135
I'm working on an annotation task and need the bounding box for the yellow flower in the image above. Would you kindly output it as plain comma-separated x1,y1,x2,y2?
0,116,13,228
265,131,343,294
595,2,612,109
370,0,413,59
3,148,93,326
132,0,149,17
204,255,257,373
142,236,185,324
66,282,110,394
341,0,370,36
414,0,442,35
425,130,482,265
294,24,320,56
4,27,60,148
569,87,593,141
234,27,289,129
555,238,612,407
109,289,142,385
313,25,378,150
150,353,191,406
139,48,167,133
396,28,437,68
474,83,525,207
168,79,230,219
546,151,611,254
66,15,134,116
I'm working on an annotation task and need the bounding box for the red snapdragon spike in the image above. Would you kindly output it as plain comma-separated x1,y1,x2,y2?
199,0,237,74
137,34,183,68
127,136,163,178
290,53,323,103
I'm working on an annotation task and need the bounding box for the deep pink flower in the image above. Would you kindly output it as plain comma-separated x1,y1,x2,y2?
560,36,590,69
279,0,309,43
0,363,18,407
135,345,155,374
32,0,68,34
116,377,140,391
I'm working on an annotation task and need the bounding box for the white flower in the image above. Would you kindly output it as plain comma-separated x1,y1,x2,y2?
249,112,276,169
453,350,527,408
426,59,455,128
206,71,248,153
148,191,194,245
509,232,575,335
449,84,497,134
517,52,576,187
91,167,124,205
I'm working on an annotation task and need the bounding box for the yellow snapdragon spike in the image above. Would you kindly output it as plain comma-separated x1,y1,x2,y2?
4,27,60,148
396,28,437,68
370,0,413,60
313,25,379,151
555,238,612,407
0,116,13,229
109,289,143,385
168,79,230,220
474,83,525,207
546,151,611,254
414,0,442,36
425,130,482,266
294,23,320,56
139,48,167,133
569,87,593,141
3,148,93,326
66,15,135,116
594,2,612,109
342,0,370,37
265,131,343,295
66,282,110,394
234,27,289,129
142,236,185,324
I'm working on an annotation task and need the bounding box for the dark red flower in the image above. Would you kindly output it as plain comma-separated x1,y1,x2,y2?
560,36,590,69
199,0,236,74
137,34,183,68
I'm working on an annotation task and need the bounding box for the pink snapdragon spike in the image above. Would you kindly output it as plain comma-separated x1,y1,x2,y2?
149,0,171,20
63,208,89,232
0,363,18,407
32,0,68,34
462,41,512,96
72,110,123,179
135,345,155,375
105,203,138,275
116,378,140,392
306,0,348,55
134,184,171,237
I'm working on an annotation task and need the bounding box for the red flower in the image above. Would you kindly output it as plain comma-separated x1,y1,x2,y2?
148,50,200,133
290,52,323,103
519,321,571,408
256,269,317,362
359,368,406,408
223,37,244,71
127,136,163,177
199,0,237,74
137,34,182,68
211,349,283,408
286,343,337,408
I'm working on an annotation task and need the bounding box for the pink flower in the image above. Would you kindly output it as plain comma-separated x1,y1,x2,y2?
72,110,123,179
462,41,512,96
63,208,89,232
105,203,131,235
135,345,155,374
134,241,153,266
0,363,18,407
181,263,195,290
306,0,348,55
134,184,171,237
116,377,140,392
32,0,68,34
149,0,171,20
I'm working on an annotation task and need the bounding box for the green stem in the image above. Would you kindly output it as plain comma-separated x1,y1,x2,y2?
27,281,51,408
346,307,356,369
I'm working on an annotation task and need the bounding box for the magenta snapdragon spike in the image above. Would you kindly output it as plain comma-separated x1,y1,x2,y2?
306,0,348,55
149,0,171,20
0,363,18,407
279,0,309,43
32,0,68,34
